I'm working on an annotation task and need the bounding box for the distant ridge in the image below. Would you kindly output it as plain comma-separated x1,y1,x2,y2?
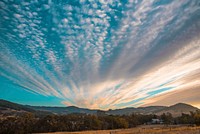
107,106,167,115
0,99,52,117
27,105,97,115
0,99,199,117
154,103,199,116
0,99,35,112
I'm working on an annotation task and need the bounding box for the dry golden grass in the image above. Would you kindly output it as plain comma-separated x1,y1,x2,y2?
42,125,200,134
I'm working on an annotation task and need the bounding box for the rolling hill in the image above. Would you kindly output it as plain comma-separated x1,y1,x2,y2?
0,99,199,117
0,99,52,117
28,105,97,115
154,103,199,116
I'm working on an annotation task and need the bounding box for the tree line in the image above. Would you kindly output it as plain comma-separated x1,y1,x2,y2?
0,110,200,134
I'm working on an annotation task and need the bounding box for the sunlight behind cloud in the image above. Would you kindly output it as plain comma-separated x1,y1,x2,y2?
0,0,200,109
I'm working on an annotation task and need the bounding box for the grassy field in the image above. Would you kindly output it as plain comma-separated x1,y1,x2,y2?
42,125,200,134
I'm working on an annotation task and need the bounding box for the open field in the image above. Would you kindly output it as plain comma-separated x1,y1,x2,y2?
42,125,200,134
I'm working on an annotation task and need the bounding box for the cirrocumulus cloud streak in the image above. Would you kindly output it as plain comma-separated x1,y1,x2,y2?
0,0,200,109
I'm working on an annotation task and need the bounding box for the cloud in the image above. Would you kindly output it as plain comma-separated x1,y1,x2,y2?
142,84,200,108
0,0,200,109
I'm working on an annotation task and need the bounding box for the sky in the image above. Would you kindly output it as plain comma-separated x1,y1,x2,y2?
0,0,200,110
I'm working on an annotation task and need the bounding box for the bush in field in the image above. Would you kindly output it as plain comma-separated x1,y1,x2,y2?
191,110,200,125
161,113,173,124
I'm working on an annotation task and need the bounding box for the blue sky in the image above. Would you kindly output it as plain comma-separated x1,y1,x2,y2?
0,0,200,109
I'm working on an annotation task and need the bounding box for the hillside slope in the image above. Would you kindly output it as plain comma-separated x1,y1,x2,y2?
0,99,52,117
0,99,199,117
154,103,199,116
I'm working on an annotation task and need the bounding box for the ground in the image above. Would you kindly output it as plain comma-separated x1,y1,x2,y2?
42,125,200,134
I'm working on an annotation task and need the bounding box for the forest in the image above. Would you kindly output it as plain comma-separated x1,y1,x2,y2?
0,110,200,134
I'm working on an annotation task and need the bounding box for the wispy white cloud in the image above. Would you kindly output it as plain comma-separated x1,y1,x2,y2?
0,0,200,109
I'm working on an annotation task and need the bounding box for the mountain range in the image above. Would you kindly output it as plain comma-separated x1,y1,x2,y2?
0,99,199,117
